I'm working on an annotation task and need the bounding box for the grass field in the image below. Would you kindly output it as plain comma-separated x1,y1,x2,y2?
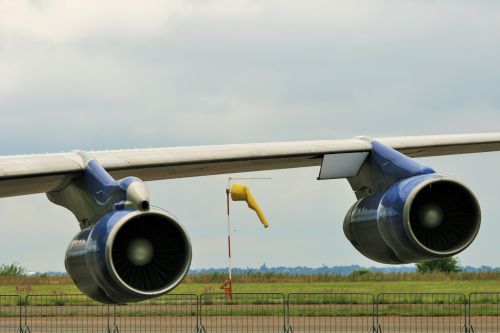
0,275,499,296
177,280,500,295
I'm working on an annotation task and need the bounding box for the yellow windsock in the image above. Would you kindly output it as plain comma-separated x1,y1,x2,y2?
230,184,269,228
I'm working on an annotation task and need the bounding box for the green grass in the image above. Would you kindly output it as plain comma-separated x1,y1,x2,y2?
174,280,500,295
0,279,499,296
0,284,79,295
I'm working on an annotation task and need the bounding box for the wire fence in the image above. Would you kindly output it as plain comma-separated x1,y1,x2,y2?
0,295,21,333
199,293,286,333
24,294,112,333
0,292,499,332
376,293,468,333
469,292,500,333
286,293,375,333
113,294,199,333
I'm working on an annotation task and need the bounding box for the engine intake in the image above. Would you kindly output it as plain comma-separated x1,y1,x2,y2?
406,179,480,254
343,174,481,264
65,208,191,303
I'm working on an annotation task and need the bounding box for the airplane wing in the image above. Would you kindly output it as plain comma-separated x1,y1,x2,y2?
1,132,500,198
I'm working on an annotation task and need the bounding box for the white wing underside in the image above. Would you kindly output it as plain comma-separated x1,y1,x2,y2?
1,133,500,198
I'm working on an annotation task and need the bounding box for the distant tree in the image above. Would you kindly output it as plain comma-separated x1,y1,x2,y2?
350,269,371,277
416,257,461,273
0,263,27,277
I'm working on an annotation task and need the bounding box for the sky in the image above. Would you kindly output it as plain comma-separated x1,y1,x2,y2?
0,0,499,272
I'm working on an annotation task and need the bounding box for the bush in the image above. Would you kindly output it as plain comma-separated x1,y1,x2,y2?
416,257,461,273
0,263,27,277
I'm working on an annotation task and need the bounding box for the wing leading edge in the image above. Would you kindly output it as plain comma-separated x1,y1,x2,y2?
1,132,500,198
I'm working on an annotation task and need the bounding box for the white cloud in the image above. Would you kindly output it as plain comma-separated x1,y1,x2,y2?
0,1,175,42
0,0,261,43
3,0,499,45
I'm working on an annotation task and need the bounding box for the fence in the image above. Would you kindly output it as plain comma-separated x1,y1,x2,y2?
0,295,21,333
200,293,286,333
112,293,199,333
376,293,467,333
24,294,112,333
287,293,375,333
469,292,500,333
0,292,499,332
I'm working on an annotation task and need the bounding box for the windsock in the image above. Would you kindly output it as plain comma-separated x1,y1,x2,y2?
230,184,269,228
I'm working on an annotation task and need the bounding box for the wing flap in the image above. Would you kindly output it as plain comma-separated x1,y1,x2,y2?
318,152,370,180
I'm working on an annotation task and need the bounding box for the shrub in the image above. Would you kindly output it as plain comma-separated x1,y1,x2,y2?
0,263,27,277
416,257,461,273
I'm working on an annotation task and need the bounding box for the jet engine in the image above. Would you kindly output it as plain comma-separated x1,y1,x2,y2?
46,154,192,304
65,207,191,304
343,174,481,264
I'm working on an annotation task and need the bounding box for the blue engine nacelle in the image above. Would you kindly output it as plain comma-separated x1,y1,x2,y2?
65,207,191,304
343,174,481,264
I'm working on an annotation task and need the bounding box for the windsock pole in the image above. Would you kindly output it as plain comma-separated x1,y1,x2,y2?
226,182,232,281
219,179,233,299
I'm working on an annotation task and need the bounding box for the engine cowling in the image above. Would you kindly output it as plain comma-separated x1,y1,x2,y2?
343,174,481,264
65,207,192,303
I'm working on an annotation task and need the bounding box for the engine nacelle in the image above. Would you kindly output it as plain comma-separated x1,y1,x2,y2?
65,207,191,303
343,174,481,264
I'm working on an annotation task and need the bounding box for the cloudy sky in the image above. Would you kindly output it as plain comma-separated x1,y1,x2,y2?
0,0,499,272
